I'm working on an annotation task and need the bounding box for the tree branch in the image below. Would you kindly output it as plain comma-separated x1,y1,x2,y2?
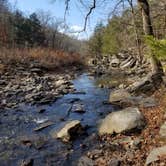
82,0,96,31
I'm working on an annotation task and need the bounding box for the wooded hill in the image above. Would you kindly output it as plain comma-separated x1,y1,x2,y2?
88,0,166,60
0,0,84,53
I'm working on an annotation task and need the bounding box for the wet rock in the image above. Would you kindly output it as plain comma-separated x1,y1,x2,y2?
68,98,81,103
20,134,47,149
146,146,166,165
71,91,86,95
78,156,94,166
20,158,34,166
34,118,48,124
37,108,46,113
34,121,54,131
98,107,145,135
72,104,85,113
109,89,131,103
50,120,83,142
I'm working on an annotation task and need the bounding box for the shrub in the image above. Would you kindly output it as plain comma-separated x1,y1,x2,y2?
0,47,84,71
145,35,166,60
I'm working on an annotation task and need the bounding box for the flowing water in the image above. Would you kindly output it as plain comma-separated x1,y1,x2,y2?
0,73,116,166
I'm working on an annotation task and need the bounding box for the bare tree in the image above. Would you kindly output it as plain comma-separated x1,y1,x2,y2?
127,0,142,63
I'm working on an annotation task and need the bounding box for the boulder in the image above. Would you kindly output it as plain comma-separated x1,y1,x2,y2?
50,120,83,142
98,107,145,135
109,89,131,103
145,146,166,165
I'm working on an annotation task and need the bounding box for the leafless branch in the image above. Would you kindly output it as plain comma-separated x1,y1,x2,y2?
82,0,96,32
64,0,70,22
108,0,124,18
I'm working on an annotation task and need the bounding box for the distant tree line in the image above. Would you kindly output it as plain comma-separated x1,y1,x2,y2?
0,0,83,53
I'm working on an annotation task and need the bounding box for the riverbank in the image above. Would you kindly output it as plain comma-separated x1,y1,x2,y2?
0,47,85,109
84,88,166,166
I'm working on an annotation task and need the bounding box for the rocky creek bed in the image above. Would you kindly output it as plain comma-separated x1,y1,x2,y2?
0,69,119,166
0,65,166,166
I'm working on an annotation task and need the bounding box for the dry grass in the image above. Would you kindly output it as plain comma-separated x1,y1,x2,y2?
0,47,84,71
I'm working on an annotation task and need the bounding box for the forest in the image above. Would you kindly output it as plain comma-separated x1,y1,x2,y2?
0,0,166,166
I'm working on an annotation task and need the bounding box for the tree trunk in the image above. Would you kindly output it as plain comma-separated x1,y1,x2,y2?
128,0,142,63
137,0,163,75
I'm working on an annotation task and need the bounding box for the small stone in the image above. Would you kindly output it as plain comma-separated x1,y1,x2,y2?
146,146,166,165
34,121,54,131
37,108,46,113
72,104,86,113
20,158,34,166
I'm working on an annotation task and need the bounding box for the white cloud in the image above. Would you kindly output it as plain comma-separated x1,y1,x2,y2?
58,24,90,40
70,25,83,32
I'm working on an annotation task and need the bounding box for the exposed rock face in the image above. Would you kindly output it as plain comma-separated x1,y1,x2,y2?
50,120,83,142
128,73,163,94
145,146,166,165
120,56,136,69
98,107,145,135
109,88,157,108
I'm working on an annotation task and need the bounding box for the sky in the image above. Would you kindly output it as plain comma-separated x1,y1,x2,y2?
8,0,119,39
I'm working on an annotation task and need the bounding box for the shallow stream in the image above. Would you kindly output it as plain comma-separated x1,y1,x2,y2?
0,73,116,166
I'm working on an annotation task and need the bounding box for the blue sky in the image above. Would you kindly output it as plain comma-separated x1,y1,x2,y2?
8,0,120,39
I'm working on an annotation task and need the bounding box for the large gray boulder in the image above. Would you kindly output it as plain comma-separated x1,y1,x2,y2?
146,146,166,165
98,107,145,135
50,120,83,142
